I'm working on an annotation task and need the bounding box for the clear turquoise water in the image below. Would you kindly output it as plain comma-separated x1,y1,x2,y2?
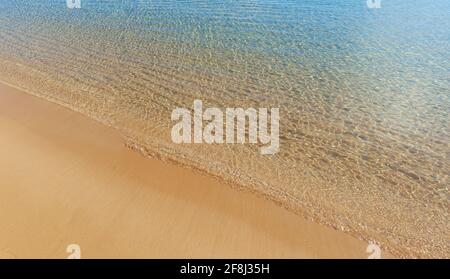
0,0,448,258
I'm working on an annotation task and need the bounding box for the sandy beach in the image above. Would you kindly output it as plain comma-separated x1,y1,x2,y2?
0,81,393,259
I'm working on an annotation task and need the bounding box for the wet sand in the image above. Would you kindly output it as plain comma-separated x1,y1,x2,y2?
0,81,392,258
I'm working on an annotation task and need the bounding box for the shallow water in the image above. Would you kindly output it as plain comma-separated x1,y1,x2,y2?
0,0,448,258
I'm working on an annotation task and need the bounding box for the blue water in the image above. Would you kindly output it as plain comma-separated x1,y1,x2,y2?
0,0,449,258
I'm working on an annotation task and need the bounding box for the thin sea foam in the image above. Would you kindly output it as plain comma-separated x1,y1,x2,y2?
0,0,448,258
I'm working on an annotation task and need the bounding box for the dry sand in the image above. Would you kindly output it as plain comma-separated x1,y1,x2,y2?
0,81,392,258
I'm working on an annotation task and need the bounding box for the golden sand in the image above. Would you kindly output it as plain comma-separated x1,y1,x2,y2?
0,82,393,258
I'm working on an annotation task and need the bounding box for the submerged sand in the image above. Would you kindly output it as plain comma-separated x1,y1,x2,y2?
0,82,392,258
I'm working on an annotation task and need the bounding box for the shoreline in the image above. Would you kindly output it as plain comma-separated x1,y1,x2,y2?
0,81,393,258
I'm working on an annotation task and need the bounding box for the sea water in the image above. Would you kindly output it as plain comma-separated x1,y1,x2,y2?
0,0,448,258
